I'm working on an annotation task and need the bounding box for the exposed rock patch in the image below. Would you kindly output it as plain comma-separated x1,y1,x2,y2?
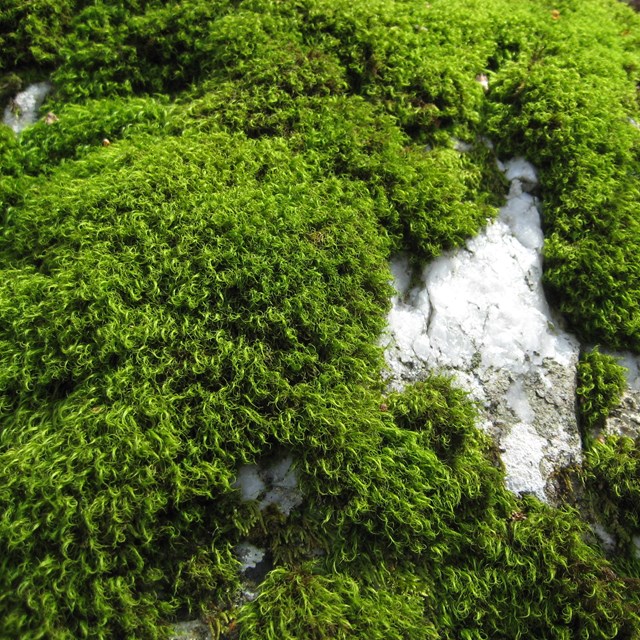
383,158,583,503
2,82,51,133
170,620,213,640
234,455,302,517
603,352,640,440
232,454,302,597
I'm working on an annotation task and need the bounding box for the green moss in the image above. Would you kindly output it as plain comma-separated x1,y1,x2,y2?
577,348,628,435
582,435,640,575
2,0,640,637
237,563,434,640
237,381,639,639
483,0,640,349
0,0,77,73
15,96,171,175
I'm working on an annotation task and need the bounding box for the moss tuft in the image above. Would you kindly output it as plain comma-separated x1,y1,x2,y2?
583,435,640,576
576,347,628,435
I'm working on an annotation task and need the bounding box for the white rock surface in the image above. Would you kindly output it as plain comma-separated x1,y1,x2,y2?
383,157,583,503
606,351,640,391
235,464,265,502
603,389,640,440
235,542,266,573
234,455,302,516
170,620,212,640
3,82,51,133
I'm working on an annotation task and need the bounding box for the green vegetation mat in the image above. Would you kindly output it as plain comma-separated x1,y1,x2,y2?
1,0,640,637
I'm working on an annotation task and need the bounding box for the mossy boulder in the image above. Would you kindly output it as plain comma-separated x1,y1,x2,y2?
2,0,640,637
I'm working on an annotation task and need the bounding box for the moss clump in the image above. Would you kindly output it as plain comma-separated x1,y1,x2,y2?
583,435,640,576
484,0,640,349
237,381,639,639
2,0,640,637
577,348,628,435
0,131,395,637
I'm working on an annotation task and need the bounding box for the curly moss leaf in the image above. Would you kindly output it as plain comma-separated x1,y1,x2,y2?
577,348,628,434
583,434,640,569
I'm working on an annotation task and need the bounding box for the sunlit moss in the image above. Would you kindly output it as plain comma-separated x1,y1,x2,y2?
577,348,628,436
583,435,640,579
2,0,640,637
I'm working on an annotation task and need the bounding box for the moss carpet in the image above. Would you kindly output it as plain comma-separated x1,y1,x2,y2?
1,0,640,637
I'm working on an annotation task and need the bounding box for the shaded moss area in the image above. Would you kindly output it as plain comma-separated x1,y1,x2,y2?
582,434,640,580
2,0,640,637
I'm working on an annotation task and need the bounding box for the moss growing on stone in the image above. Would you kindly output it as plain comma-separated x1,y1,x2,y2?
583,435,640,575
237,381,640,639
577,348,628,435
2,0,640,637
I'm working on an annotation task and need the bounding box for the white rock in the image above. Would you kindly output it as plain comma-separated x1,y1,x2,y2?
506,380,535,424
234,464,265,501
260,455,303,516
597,350,640,439
233,455,303,516
3,82,51,133
235,542,266,572
501,421,547,498
503,156,538,189
170,620,212,640
384,158,582,503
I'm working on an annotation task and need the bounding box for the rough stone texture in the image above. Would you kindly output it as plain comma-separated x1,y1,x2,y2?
170,620,213,640
604,390,640,439
233,455,302,516
602,352,640,439
2,82,51,133
383,158,583,504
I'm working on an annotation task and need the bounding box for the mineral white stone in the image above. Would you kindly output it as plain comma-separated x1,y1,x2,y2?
602,388,640,440
383,158,582,503
599,351,640,440
3,82,51,133
506,380,535,424
260,455,303,515
501,421,547,498
170,620,212,640
233,455,303,515
503,156,538,188
235,542,266,572
234,464,265,501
